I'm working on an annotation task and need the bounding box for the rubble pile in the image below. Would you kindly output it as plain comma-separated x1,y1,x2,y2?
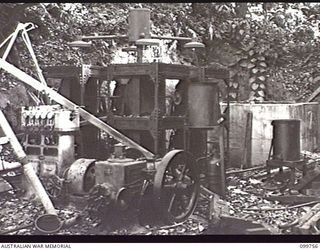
225,173,305,234
2,159,320,235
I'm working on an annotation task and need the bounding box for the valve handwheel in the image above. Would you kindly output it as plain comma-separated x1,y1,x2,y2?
153,150,200,224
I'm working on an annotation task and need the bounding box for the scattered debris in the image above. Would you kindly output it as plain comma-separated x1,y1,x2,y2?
2,151,320,235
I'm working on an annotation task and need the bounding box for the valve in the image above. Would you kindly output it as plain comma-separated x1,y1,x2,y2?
46,112,55,130
40,112,47,127
34,113,41,126
27,114,34,127
69,111,77,121
21,113,28,127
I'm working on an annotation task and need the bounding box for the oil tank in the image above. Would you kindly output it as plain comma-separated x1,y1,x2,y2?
128,8,151,42
187,81,220,128
271,119,301,161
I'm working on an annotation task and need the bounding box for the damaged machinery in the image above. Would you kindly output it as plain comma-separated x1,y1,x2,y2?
0,8,230,230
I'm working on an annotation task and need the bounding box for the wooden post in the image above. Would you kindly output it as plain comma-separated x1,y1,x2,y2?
241,111,253,169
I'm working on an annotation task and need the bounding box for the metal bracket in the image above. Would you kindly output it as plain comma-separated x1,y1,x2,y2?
80,64,92,85
149,110,160,140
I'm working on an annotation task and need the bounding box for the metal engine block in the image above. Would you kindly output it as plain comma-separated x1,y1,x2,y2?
21,105,80,196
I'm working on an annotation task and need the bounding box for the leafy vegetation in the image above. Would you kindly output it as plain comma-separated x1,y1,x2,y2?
1,2,320,127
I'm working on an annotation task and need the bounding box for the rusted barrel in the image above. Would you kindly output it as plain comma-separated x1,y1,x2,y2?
272,119,301,161
128,8,151,42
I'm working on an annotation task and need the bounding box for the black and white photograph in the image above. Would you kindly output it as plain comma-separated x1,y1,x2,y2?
0,2,320,241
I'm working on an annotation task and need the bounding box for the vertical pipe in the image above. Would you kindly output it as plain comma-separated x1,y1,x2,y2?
57,134,75,175
0,110,57,215
137,46,143,63
225,78,230,169
219,126,226,197
153,63,159,156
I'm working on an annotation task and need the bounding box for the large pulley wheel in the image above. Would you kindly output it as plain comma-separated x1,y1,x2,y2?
153,150,200,224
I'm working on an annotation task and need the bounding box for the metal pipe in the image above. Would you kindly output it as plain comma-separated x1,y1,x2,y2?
151,35,192,41
2,27,20,60
0,59,155,160
81,34,128,40
80,34,191,42
137,45,143,63
0,110,57,215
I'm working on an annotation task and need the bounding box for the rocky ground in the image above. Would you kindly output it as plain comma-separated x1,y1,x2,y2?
0,161,317,236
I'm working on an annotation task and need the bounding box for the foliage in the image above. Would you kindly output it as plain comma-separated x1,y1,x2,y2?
0,2,320,121
174,2,320,101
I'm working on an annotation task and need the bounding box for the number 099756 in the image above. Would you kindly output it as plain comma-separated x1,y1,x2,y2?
300,244,318,248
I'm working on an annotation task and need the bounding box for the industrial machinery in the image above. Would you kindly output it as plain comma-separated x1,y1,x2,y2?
20,105,80,197
0,8,230,227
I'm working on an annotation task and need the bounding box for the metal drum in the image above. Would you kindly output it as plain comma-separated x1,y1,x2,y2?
187,81,220,128
207,158,222,196
272,119,301,161
128,8,151,42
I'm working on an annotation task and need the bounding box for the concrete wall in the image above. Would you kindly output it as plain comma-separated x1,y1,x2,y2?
223,102,320,167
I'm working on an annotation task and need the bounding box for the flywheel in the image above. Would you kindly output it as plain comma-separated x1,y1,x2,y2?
153,150,200,224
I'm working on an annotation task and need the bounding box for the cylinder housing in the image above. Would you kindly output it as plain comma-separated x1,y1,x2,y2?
187,81,221,128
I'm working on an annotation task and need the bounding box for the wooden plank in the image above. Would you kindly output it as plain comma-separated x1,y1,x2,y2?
294,203,320,230
307,85,320,102
265,195,320,205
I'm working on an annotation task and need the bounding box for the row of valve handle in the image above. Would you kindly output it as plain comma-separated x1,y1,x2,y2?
21,111,56,130
21,107,80,132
